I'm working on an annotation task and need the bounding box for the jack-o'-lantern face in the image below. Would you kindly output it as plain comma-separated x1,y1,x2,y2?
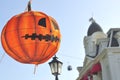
1,11,61,65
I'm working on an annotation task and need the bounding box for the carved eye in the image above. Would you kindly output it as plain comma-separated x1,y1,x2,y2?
38,18,46,27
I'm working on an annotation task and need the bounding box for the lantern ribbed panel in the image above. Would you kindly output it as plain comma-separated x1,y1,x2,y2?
1,11,61,65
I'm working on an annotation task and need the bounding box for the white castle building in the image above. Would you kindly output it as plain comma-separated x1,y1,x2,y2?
76,18,120,80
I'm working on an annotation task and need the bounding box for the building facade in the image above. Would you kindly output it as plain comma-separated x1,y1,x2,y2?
76,18,120,80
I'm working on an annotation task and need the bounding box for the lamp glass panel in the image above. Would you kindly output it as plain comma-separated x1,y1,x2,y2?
58,62,62,74
50,62,58,74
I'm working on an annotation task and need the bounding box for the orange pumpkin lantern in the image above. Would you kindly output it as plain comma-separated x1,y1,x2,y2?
1,1,61,65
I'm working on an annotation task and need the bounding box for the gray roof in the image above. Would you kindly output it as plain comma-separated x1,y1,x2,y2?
87,21,103,36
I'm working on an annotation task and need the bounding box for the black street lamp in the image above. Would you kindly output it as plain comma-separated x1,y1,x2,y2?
49,56,63,80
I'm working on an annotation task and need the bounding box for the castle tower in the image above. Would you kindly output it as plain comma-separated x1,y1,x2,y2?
77,18,120,80
84,18,107,58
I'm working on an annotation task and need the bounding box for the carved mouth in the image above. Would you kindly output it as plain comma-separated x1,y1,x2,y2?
21,33,60,42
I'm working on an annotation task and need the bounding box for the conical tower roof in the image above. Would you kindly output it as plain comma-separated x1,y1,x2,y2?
87,18,103,36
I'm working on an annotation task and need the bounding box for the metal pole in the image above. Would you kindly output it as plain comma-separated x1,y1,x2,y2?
55,75,58,80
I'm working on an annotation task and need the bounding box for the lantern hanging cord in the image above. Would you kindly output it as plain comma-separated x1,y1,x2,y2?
25,0,32,11
33,64,38,74
0,53,5,63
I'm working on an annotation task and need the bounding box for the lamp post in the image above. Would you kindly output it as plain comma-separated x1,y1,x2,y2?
49,56,63,80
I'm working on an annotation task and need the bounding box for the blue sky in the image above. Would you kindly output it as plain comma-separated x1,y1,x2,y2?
1,0,120,80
